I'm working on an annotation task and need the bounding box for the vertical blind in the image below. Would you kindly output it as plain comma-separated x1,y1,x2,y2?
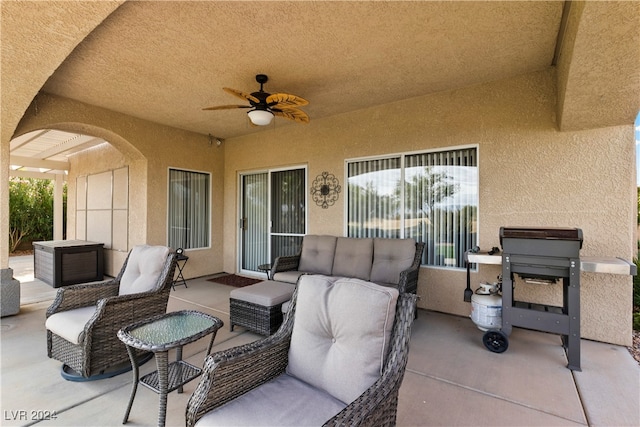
168,169,210,249
242,173,268,271
270,168,305,261
347,157,401,238
241,168,306,270
348,147,478,268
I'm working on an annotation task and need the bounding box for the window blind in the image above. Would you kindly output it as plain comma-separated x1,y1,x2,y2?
168,169,210,249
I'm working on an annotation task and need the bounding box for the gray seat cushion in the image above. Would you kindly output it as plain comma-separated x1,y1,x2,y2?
230,280,295,306
297,235,337,275
331,237,373,281
45,305,97,345
286,275,399,404
370,238,416,285
194,373,346,426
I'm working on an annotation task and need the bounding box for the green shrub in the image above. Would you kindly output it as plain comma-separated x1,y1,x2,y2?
634,313,640,331
9,177,66,252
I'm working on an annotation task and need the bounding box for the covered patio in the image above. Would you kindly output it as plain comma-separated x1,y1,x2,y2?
3,1,639,344
2,2,640,424
2,255,638,426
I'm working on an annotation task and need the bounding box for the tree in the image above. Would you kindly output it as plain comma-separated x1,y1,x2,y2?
8,177,62,252
402,167,458,216
9,179,34,252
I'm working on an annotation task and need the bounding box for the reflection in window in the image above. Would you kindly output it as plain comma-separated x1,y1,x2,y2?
347,147,478,268
168,169,210,250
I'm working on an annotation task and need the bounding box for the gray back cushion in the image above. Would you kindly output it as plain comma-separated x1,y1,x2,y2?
332,237,373,280
370,238,416,285
298,235,337,275
287,275,399,404
119,245,170,295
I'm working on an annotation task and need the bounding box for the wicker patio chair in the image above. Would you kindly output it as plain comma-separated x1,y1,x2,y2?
186,275,418,427
45,245,177,380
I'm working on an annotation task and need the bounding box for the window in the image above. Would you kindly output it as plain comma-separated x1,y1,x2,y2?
347,146,478,268
168,169,210,250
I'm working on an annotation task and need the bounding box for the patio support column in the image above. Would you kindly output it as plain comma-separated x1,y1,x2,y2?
53,174,64,240
0,131,18,317
0,268,20,317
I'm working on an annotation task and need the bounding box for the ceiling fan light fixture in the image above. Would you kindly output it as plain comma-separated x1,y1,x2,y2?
247,109,274,126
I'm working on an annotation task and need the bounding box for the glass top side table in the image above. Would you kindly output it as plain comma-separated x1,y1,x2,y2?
118,310,223,427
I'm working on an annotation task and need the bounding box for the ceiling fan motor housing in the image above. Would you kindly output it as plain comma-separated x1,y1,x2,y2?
255,74,269,85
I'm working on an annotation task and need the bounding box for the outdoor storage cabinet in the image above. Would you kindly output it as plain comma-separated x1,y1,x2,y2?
33,240,104,288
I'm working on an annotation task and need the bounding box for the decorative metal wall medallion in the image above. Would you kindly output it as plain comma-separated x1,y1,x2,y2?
311,171,341,209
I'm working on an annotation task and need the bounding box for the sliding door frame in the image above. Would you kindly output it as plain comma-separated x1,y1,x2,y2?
237,164,307,277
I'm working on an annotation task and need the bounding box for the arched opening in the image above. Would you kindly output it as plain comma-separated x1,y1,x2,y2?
9,125,146,276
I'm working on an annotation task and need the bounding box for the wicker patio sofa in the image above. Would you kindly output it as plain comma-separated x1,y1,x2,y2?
271,235,425,294
188,274,418,427
229,235,424,335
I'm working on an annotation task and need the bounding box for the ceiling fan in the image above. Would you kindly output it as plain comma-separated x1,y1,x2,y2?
203,74,309,126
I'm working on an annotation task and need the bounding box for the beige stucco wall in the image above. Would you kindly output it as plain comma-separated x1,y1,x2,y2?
0,1,124,270
223,68,635,346
556,1,640,131
11,69,635,346
13,93,225,279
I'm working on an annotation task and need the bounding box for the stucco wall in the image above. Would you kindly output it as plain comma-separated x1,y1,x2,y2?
68,143,133,275
223,68,635,346
0,1,124,269
12,69,635,346
14,93,226,279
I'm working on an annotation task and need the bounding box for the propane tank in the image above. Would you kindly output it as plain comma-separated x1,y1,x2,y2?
470,282,502,331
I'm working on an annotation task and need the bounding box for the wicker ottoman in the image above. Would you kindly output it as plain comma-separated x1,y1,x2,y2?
229,280,295,336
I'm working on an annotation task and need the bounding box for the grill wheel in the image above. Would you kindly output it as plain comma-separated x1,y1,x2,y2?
483,330,509,353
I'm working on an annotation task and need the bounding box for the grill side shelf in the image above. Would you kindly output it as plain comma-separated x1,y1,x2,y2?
467,253,636,276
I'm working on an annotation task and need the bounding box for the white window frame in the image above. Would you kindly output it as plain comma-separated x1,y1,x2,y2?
345,144,479,269
167,167,212,251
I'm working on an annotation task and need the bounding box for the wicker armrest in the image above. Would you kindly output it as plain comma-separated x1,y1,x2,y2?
78,289,172,354
95,288,169,317
186,331,292,427
46,279,119,317
397,242,425,294
271,254,301,274
398,266,419,294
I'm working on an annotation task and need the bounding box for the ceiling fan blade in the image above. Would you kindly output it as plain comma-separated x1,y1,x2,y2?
267,93,309,108
272,107,310,124
223,87,260,104
202,104,252,111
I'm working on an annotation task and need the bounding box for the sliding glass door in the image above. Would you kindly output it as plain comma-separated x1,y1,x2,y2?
239,167,306,275
240,172,268,274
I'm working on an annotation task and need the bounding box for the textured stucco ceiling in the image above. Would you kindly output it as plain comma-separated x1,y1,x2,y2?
4,0,639,145
40,1,565,139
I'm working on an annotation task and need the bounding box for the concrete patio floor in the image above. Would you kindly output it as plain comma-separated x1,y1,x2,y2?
1,255,639,426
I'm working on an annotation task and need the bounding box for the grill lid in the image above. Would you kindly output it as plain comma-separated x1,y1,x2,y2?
500,227,583,249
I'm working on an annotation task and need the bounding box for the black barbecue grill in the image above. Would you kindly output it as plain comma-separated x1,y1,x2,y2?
486,227,583,371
